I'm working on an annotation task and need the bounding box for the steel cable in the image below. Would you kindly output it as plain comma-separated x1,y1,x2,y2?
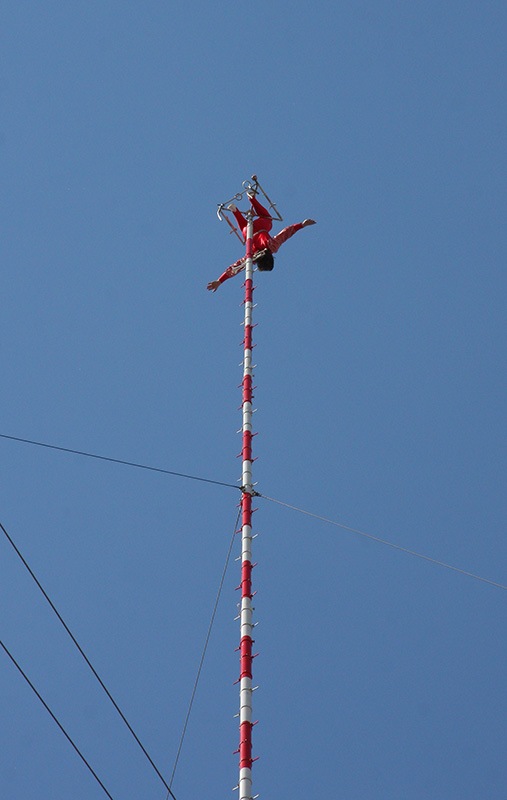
0,433,239,491
0,521,177,800
258,493,507,592
0,638,115,799
167,504,242,798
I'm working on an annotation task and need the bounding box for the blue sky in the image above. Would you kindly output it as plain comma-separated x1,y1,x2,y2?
1,2,506,798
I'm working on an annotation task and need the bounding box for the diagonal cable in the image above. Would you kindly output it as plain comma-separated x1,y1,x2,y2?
167,504,242,798
0,521,177,800
0,433,238,491
0,638,115,799
257,493,507,592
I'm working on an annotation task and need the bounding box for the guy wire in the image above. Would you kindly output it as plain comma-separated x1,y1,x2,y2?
258,494,507,592
167,504,242,798
0,521,177,799
0,638,115,800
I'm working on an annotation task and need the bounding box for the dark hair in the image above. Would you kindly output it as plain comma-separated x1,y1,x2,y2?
254,249,274,271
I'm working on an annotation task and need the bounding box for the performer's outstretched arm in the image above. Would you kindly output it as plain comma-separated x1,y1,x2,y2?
207,256,246,292
269,219,316,252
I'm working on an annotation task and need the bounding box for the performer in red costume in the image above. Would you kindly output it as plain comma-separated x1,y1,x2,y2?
207,193,316,292
229,192,276,252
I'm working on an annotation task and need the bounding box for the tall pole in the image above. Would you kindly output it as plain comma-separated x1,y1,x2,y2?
237,209,256,800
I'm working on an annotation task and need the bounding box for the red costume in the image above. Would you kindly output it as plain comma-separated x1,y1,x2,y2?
217,195,305,285
231,194,274,251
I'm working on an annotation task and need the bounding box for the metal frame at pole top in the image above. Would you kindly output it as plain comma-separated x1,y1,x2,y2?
237,209,256,800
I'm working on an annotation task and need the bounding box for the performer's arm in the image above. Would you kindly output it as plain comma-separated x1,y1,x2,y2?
207,256,246,292
269,219,315,252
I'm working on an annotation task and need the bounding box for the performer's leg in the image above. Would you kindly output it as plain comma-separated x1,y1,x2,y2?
249,195,273,232
250,195,271,219
231,207,248,238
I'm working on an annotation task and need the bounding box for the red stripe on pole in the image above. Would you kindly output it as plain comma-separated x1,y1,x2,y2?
240,635,253,679
242,430,252,462
242,375,252,405
241,562,252,596
242,493,252,527
239,722,253,769
244,325,252,350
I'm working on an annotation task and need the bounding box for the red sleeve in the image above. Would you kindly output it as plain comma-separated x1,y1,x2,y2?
218,256,246,284
269,222,303,253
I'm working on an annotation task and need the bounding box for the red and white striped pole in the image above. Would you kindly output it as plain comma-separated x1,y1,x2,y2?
237,209,257,800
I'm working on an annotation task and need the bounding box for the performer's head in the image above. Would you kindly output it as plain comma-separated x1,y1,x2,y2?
255,249,274,271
